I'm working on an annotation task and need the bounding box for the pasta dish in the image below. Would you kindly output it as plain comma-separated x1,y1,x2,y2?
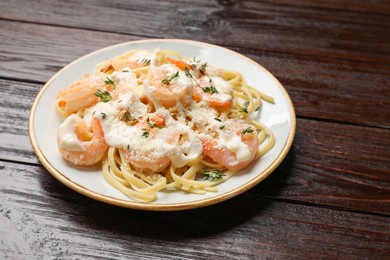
56,49,275,202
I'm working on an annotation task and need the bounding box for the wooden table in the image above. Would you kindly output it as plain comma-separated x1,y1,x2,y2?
1,1,389,259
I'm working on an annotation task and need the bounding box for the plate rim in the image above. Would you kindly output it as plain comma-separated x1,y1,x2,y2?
28,38,296,211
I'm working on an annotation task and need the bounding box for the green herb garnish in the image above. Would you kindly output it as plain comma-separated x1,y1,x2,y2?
202,85,218,94
140,58,151,65
95,89,111,102
239,106,249,113
101,113,107,119
202,169,225,181
241,127,254,136
184,67,193,78
214,118,221,122
219,125,225,130
199,63,207,75
124,111,131,121
146,117,157,128
161,71,179,85
104,77,115,86
184,67,206,89
142,129,149,138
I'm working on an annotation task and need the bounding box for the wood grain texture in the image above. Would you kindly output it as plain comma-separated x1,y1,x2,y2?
0,20,139,83
261,0,390,14
242,49,390,128
0,0,389,63
1,76,389,214
257,119,390,215
0,161,389,259
1,1,390,258
1,20,389,127
0,79,39,164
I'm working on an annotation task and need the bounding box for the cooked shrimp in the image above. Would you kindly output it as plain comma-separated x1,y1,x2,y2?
166,57,191,71
135,114,165,130
124,150,172,173
96,56,146,74
58,115,108,166
143,65,192,108
191,73,233,111
56,74,108,113
123,120,179,172
201,122,259,171
192,85,233,111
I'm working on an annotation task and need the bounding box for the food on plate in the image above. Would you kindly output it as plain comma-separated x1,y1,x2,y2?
56,49,275,201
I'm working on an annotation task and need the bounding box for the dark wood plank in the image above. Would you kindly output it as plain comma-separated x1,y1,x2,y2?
1,21,389,127
0,79,39,164
243,49,390,128
262,0,390,15
0,161,389,259
257,119,390,215
1,0,390,63
0,20,139,83
1,77,389,215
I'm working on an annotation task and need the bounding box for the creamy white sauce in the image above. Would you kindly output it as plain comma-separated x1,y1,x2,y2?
210,76,232,95
198,75,232,103
176,71,193,91
111,69,138,89
115,92,148,118
104,120,148,150
58,114,85,152
166,123,203,168
215,121,251,163
225,135,251,162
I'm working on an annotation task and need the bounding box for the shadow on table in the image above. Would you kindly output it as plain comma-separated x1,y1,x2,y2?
39,150,295,240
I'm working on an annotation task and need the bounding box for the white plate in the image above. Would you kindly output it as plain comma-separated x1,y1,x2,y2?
29,39,296,211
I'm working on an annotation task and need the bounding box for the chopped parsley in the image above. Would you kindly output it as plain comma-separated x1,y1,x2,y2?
124,111,131,121
184,67,204,89
95,89,111,102
146,117,157,128
184,67,193,79
140,58,151,65
202,169,225,181
239,106,249,113
142,129,149,138
199,63,207,75
214,118,221,122
241,127,254,136
161,71,179,85
255,106,261,111
219,125,225,130
100,112,107,119
104,77,115,86
127,144,130,150
202,85,218,94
